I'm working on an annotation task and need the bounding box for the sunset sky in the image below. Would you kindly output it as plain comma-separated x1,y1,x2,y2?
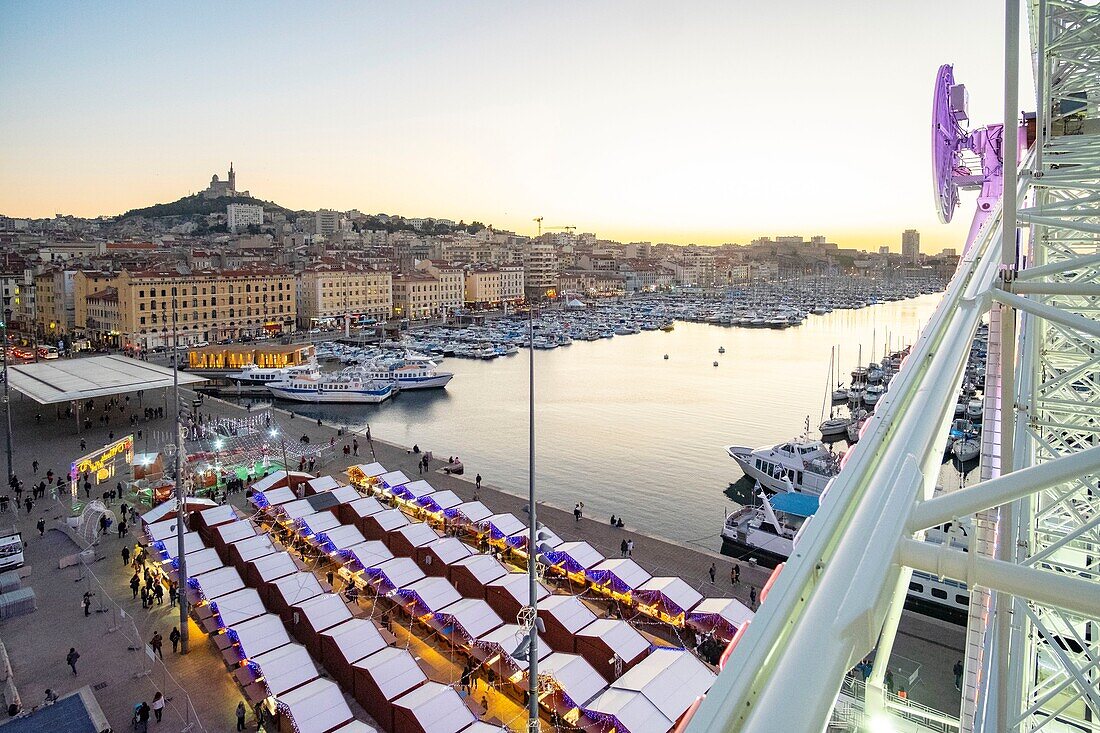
0,1,1031,251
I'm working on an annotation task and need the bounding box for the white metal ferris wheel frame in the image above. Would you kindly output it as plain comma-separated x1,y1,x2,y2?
686,1,1100,731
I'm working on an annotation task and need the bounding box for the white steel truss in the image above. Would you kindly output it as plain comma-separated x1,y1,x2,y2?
685,1,1099,732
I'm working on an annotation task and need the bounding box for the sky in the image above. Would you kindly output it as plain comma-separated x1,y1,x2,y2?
0,1,1034,252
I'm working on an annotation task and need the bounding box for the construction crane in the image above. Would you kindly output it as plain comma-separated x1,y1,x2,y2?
532,217,575,237
532,216,543,236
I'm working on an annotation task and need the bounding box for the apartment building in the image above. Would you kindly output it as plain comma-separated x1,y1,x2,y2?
524,241,559,296
227,203,264,233
392,266,463,320
463,264,525,308
296,265,393,327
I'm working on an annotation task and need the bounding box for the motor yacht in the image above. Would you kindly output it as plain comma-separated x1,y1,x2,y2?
725,438,842,495
267,373,397,403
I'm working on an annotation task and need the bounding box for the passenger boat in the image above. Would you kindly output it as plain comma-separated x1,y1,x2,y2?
226,361,319,386
348,358,454,390
267,374,397,403
725,438,842,495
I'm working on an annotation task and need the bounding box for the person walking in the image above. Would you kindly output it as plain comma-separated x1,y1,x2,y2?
169,627,181,654
574,503,582,522
352,438,359,456
32,459,38,475
626,539,634,557
151,692,164,723
168,582,178,608
709,563,716,583
154,582,164,605
150,631,163,659
136,701,150,732
36,518,45,537
620,539,628,557
475,473,482,491
732,563,741,584
235,701,247,731
121,545,131,566
953,659,963,691
130,573,140,599
66,647,79,676
82,591,93,617
749,585,758,609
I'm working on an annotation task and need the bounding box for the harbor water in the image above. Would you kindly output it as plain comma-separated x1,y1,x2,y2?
261,293,945,552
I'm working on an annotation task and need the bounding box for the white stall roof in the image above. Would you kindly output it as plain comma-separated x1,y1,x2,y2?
210,588,266,627
636,576,704,615
688,597,753,629
488,573,551,604
475,624,551,672
369,558,426,590
294,593,353,632
451,501,492,524
398,577,462,615
249,552,299,583
142,497,217,525
197,504,238,528
158,532,205,560
329,722,377,733
355,646,427,701
424,537,473,566
481,513,526,538
279,498,320,521
399,480,436,500
395,522,441,549
451,555,508,585
589,558,653,591
215,521,257,546
297,512,342,537
321,619,387,665
277,678,353,733
537,653,607,708
251,470,311,494
345,541,394,570
191,566,245,602
576,620,650,661
612,648,716,722
436,599,503,640
585,688,672,733
307,475,343,493
419,489,462,512
318,525,367,553
271,572,324,607
540,595,598,634
393,681,476,733
255,486,297,508
251,642,319,697
378,470,410,489
231,535,276,563
329,485,361,504
527,526,564,550
347,497,386,519
181,548,223,578
146,519,178,543
7,355,206,404
554,541,605,570
349,462,387,479
230,614,292,659
370,508,410,532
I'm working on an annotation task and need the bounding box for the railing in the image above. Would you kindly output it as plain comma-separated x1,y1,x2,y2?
830,676,961,733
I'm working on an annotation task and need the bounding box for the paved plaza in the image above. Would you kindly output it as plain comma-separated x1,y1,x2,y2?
0,366,964,730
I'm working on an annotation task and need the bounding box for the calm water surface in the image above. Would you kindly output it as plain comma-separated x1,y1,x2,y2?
277,293,944,552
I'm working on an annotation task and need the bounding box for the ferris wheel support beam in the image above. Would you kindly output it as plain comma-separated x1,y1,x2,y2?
992,288,1100,339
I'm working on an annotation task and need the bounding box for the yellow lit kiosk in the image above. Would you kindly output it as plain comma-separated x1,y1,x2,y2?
187,344,315,372
70,434,134,498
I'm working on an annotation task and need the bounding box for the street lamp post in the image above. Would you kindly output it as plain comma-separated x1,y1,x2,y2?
525,297,539,733
170,288,190,654
2,308,13,483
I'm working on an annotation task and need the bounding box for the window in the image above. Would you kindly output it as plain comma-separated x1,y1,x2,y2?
955,595,967,606
909,582,924,593
931,588,948,600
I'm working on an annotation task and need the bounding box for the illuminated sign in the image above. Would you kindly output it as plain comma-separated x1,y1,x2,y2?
70,435,135,495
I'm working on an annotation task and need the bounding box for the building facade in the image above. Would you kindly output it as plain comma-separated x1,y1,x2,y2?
463,264,525,308
296,266,393,327
227,203,264,233
902,229,920,263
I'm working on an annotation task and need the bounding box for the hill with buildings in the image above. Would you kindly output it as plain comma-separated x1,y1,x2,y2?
120,193,290,220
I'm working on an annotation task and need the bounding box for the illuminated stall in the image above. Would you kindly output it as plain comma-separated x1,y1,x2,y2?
192,504,240,542
249,469,312,497
530,652,608,726
244,642,319,701
471,624,551,685
390,681,476,733
507,526,563,558
538,595,599,654
340,497,386,531
304,475,344,495
143,519,179,546
633,577,704,627
316,525,368,557
392,479,436,505
574,620,651,683
479,513,526,548
544,541,605,585
447,554,508,600
212,521,259,562
376,470,411,497
428,598,503,647
684,597,753,643
141,496,217,526
200,587,266,632
364,557,426,596
223,613,292,665
414,537,473,578
485,573,551,624
244,551,301,592
249,486,297,513
267,571,325,618
445,501,492,532
186,566,246,606
339,541,394,583
582,688,671,733
288,593,355,658
346,462,388,490
416,490,462,523
295,512,343,543
227,534,278,569
586,559,652,604
318,618,388,690
275,677,356,733
155,531,206,562
361,509,411,544
388,522,441,560
168,547,223,584
352,647,428,731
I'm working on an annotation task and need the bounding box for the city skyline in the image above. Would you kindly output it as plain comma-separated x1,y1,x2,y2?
0,1,1030,250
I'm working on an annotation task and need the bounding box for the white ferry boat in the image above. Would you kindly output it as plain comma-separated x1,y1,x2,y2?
722,491,970,621
347,358,453,390
725,438,842,495
226,361,319,386
267,373,397,403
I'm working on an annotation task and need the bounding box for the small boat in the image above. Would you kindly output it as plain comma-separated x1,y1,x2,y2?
863,383,885,408
952,438,980,463
819,416,852,439
663,354,669,360
832,388,848,403
966,398,984,421
713,361,719,367
718,347,726,354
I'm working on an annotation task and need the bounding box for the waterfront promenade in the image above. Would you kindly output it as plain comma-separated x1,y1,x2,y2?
0,373,964,730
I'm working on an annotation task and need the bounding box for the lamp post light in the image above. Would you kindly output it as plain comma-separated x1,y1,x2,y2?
270,429,289,473
1,308,13,483
169,288,190,654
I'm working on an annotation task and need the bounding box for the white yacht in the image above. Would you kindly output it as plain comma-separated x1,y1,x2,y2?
725,438,842,495
349,358,454,390
226,361,319,386
267,373,397,403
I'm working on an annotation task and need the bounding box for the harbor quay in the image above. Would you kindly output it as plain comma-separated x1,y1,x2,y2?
0,373,963,731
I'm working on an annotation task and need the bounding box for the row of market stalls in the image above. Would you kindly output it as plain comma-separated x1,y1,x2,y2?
234,466,752,731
